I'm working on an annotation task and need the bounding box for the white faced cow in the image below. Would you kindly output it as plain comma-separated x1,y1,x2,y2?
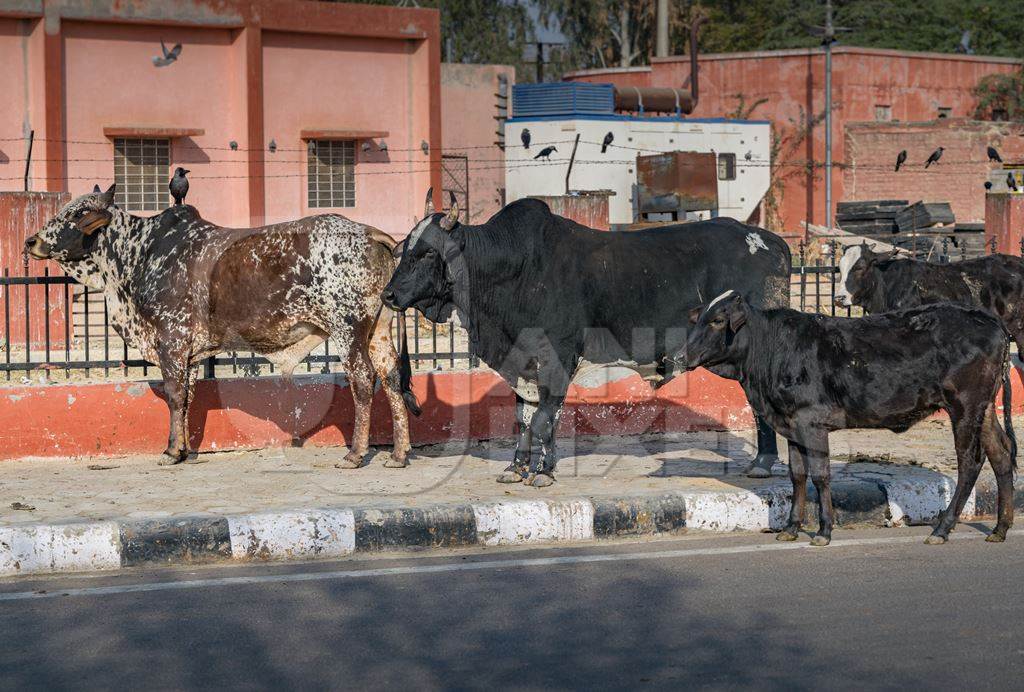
25,185,419,467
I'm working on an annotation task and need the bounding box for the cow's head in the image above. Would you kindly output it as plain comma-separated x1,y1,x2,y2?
680,290,750,370
25,184,117,262
381,188,462,322
834,242,887,308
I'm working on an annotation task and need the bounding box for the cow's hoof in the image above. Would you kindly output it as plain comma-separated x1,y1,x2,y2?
744,455,777,479
383,453,408,469
335,452,364,470
986,531,1007,543
923,534,948,545
158,450,185,466
527,473,555,488
809,535,831,547
776,530,798,542
496,471,524,484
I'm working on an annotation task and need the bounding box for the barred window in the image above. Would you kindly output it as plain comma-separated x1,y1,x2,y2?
307,140,355,208
113,138,170,211
717,152,736,181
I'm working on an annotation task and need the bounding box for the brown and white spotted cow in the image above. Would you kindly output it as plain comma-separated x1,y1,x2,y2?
25,184,420,467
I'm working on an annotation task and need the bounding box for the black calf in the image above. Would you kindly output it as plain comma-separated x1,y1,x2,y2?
683,292,1015,546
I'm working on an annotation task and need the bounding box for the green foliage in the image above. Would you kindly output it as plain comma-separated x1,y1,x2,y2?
974,72,1024,121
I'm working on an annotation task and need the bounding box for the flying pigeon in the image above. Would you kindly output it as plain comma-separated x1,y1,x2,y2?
924,147,944,168
521,128,531,150
895,150,907,172
169,167,190,205
988,146,1002,163
153,40,182,67
601,132,614,154
1009,172,1019,192
533,146,557,161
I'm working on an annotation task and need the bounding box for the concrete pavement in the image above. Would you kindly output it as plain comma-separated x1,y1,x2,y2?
0,526,1022,689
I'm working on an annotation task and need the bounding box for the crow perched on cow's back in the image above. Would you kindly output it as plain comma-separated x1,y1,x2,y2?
895,150,907,172
534,146,557,161
988,146,1003,163
924,147,944,168
169,167,190,205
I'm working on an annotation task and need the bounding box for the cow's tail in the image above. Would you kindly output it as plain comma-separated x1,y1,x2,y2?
397,311,421,417
1002,356,1017,469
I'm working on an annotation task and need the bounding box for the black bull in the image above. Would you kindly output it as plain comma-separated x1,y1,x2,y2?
382,198,791,486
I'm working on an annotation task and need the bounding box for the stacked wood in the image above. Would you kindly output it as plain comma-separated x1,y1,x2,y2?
836,200,907,235
895,201,955,232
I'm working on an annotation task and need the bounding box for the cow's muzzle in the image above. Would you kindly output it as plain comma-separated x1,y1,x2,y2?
833,295,852,308
24,235,50,260
381,287,400,311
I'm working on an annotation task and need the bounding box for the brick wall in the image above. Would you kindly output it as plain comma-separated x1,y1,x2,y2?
845,119,1024,223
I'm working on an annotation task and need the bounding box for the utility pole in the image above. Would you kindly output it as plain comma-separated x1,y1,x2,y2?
823,0,834,233
656,0,669,58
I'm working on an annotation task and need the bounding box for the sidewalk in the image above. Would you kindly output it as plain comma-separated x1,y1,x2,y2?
1,418,1019,577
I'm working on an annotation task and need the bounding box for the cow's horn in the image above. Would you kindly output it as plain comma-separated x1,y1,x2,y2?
423,187,435,218
441,194,459,231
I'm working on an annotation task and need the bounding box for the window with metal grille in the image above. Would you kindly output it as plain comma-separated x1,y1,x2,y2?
307,140,355,208
875,105,892,122
717,153,736,181
112,138,170,211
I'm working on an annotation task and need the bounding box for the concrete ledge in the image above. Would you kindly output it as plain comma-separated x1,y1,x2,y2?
3,473,1020,578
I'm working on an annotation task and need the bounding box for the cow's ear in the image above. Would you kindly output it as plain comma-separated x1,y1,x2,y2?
689,306,703,325
77,209,112,235
98,184,116,208
727,295,748,332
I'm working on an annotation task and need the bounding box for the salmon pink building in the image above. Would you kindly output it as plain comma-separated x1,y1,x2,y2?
567,47,1022,237
0,0,444,237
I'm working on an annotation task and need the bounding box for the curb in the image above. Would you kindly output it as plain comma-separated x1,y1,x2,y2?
0,475,1017,578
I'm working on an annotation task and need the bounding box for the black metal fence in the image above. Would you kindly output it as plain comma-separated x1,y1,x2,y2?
2,234,1016,382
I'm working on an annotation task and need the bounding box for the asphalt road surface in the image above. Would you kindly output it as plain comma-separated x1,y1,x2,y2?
2,526,1022,690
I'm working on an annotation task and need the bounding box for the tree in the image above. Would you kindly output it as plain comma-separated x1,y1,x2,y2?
974,70,1024,121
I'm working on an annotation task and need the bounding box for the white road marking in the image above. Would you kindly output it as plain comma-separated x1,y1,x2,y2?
0,533,982,602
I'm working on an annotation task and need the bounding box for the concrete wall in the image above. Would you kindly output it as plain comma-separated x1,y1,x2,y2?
0,0,443,237
845,119,1024,223
441,63,514,223
566,47,1021,236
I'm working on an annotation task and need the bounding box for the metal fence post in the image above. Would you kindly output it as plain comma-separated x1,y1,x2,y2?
203,356,215,379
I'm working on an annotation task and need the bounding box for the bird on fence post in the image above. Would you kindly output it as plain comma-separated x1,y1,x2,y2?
895,150,907,171
534,145,557,161
1009,172,1019,193
169,167,190,205
988,146,1003,163
924,147,944,168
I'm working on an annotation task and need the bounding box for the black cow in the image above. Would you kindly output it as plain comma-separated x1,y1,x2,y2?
382,193,791,486
683,293,1016,546
835,243,1024,353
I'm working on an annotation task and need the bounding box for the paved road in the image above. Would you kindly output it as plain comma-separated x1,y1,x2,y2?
1,526,1022,690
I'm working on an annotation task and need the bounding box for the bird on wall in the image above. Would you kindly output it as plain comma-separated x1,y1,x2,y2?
534,146,557,161
988,146,1003,163
521,128,531,150
895,150,907,172
924,147,944,168
153,40,182,67
985,181,993,190
601,132,614,154
169,167,190,205
1009,172,1019,192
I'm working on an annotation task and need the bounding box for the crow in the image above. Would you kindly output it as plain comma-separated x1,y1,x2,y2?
521,128,531,150
152,40,182,67
1009,172,1019,192
988,146,1003,163
169,167,190,205
924,147,944,168
895,150,907,172
534,145,557,161
985,181,993,190
601,132,614,154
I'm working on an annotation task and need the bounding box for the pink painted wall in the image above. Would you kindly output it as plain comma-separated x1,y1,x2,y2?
261,31,434,237
59,21,248,226
0,18,31,191
567,47,1021,236
441,63,514,222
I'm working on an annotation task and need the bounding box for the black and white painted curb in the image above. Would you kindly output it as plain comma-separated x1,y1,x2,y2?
0,475,1017,578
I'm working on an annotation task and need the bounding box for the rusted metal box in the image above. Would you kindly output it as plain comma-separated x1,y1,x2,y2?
636,152,718,214
530,190,614,231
